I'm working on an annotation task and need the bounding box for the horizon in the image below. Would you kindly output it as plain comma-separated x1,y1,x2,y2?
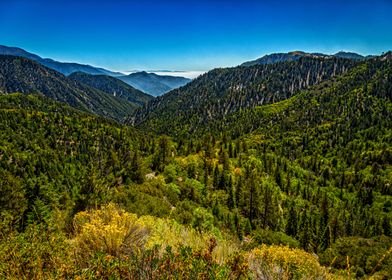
1,0,391,76
1,43,389,79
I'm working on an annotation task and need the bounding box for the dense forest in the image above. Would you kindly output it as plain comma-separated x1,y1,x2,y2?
0,55,145,121
131,57,358,136
0,53,391,279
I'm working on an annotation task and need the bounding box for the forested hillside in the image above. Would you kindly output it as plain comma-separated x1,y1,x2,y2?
132,57,358,136
0,53,391,278
68,72,154,106
0,45,123,76
0,55,137,121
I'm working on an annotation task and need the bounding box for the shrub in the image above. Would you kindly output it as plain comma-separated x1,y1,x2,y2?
0,224,73,279
248,244,328,280
71,203,150,260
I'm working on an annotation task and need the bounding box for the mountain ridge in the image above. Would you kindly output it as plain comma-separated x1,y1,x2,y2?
241,50,370,66
0,45,193,96
0,55,136,121
118,71,191,96
68,72,154,106
0,45,123,76
131,56,359,136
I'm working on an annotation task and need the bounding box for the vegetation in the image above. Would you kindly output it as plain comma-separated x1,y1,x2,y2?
68,71,153,106
0,54,391,278
0,203,332,279
132,57,358,136
0,55,137,122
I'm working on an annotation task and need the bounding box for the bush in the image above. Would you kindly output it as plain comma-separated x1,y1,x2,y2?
71,203,150,260
248,244,328,280
0,224,73,279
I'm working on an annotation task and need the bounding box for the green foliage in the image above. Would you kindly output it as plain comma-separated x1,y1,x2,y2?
0,56,137,121
320,236,392,277
248,229,300,249
1,55,392,278
133,57,358,136
68,71,153,106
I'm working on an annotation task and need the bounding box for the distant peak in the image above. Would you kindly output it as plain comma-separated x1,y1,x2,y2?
288,51,307,55
333,51,364,60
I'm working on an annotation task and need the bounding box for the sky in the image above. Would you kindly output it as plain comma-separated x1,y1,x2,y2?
0,0,391,77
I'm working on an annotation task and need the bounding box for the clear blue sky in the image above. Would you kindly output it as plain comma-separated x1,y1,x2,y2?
0,0,391,72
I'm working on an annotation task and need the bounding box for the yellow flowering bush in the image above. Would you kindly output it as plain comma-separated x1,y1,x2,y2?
71,204,239,266
71,203,149,259
248,244,328,280
70,204,337,279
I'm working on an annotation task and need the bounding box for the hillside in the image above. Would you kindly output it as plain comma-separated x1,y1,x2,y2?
0,54,391,278
68,72,154,106
0,55,136,121
132,56,359,136
118,71,191,96
0,45,123,76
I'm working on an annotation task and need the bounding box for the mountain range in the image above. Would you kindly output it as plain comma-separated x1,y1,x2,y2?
0,45,123,76
0,55,150,121
0,45,392,278
0,45,191,96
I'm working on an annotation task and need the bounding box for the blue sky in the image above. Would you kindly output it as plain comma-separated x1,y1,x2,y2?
0,0,391,74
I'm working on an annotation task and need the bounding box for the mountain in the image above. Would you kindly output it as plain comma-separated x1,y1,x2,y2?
213,54,392,138
333,51,365,60
240,51,325,66
131,56,359,136
0,45,123,76
0,55,136,121
68,72,154,106
118,71,191,96
1,54,391,278
241,50,367,66
0,45,192,96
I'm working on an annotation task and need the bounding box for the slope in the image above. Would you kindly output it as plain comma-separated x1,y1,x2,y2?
118,71,191,96
0,45,123,76
68,72,154,106
1,55,391,278
132,56,359,136
0,55,136,121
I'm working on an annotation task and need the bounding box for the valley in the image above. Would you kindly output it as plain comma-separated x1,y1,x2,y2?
0,48,391,279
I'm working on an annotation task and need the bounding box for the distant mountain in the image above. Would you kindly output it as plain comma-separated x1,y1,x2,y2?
131,56,359,136
68,72,154,106
240,51,323,66
118,71,191,97
0,55,136,121
0,45,123,76
333,51,365,60
241,51,367,66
